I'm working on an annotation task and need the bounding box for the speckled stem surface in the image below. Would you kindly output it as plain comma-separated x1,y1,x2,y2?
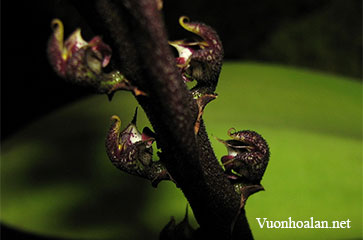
71,0,253,239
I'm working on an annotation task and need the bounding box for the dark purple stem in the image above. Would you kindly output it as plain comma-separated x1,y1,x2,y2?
71,0,253,239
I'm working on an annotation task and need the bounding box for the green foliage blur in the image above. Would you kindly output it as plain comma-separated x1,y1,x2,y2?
1,63,361,239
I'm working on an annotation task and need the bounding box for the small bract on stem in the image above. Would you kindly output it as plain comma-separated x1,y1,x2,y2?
47,3,270,238
169,16,224,134
216,128,270,209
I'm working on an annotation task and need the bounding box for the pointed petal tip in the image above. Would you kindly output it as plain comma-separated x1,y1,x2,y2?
131,107,138,125
227,128,237,137
110,115,121,123
51,19,63,31
213,135,227,145
179,16,190,25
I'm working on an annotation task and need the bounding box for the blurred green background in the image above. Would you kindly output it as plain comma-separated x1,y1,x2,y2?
1,0,362,239
2,63,362,239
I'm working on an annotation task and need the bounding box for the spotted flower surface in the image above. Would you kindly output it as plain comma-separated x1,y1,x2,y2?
47,19,111,82
169,17,225,134
47,19,147,97
169,16,223,88
106,109,171,187
217,128,270,184
106,110,154,174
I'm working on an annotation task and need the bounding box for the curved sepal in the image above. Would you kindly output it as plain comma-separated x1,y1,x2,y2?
105,108,172,187
47,19,110,79
47,19,145,97
217,128,270,184
169,17,223,135
216,128,270,233
169,16,223,89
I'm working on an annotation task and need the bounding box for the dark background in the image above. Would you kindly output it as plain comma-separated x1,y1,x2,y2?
1,0,361,141
1,0,362,239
